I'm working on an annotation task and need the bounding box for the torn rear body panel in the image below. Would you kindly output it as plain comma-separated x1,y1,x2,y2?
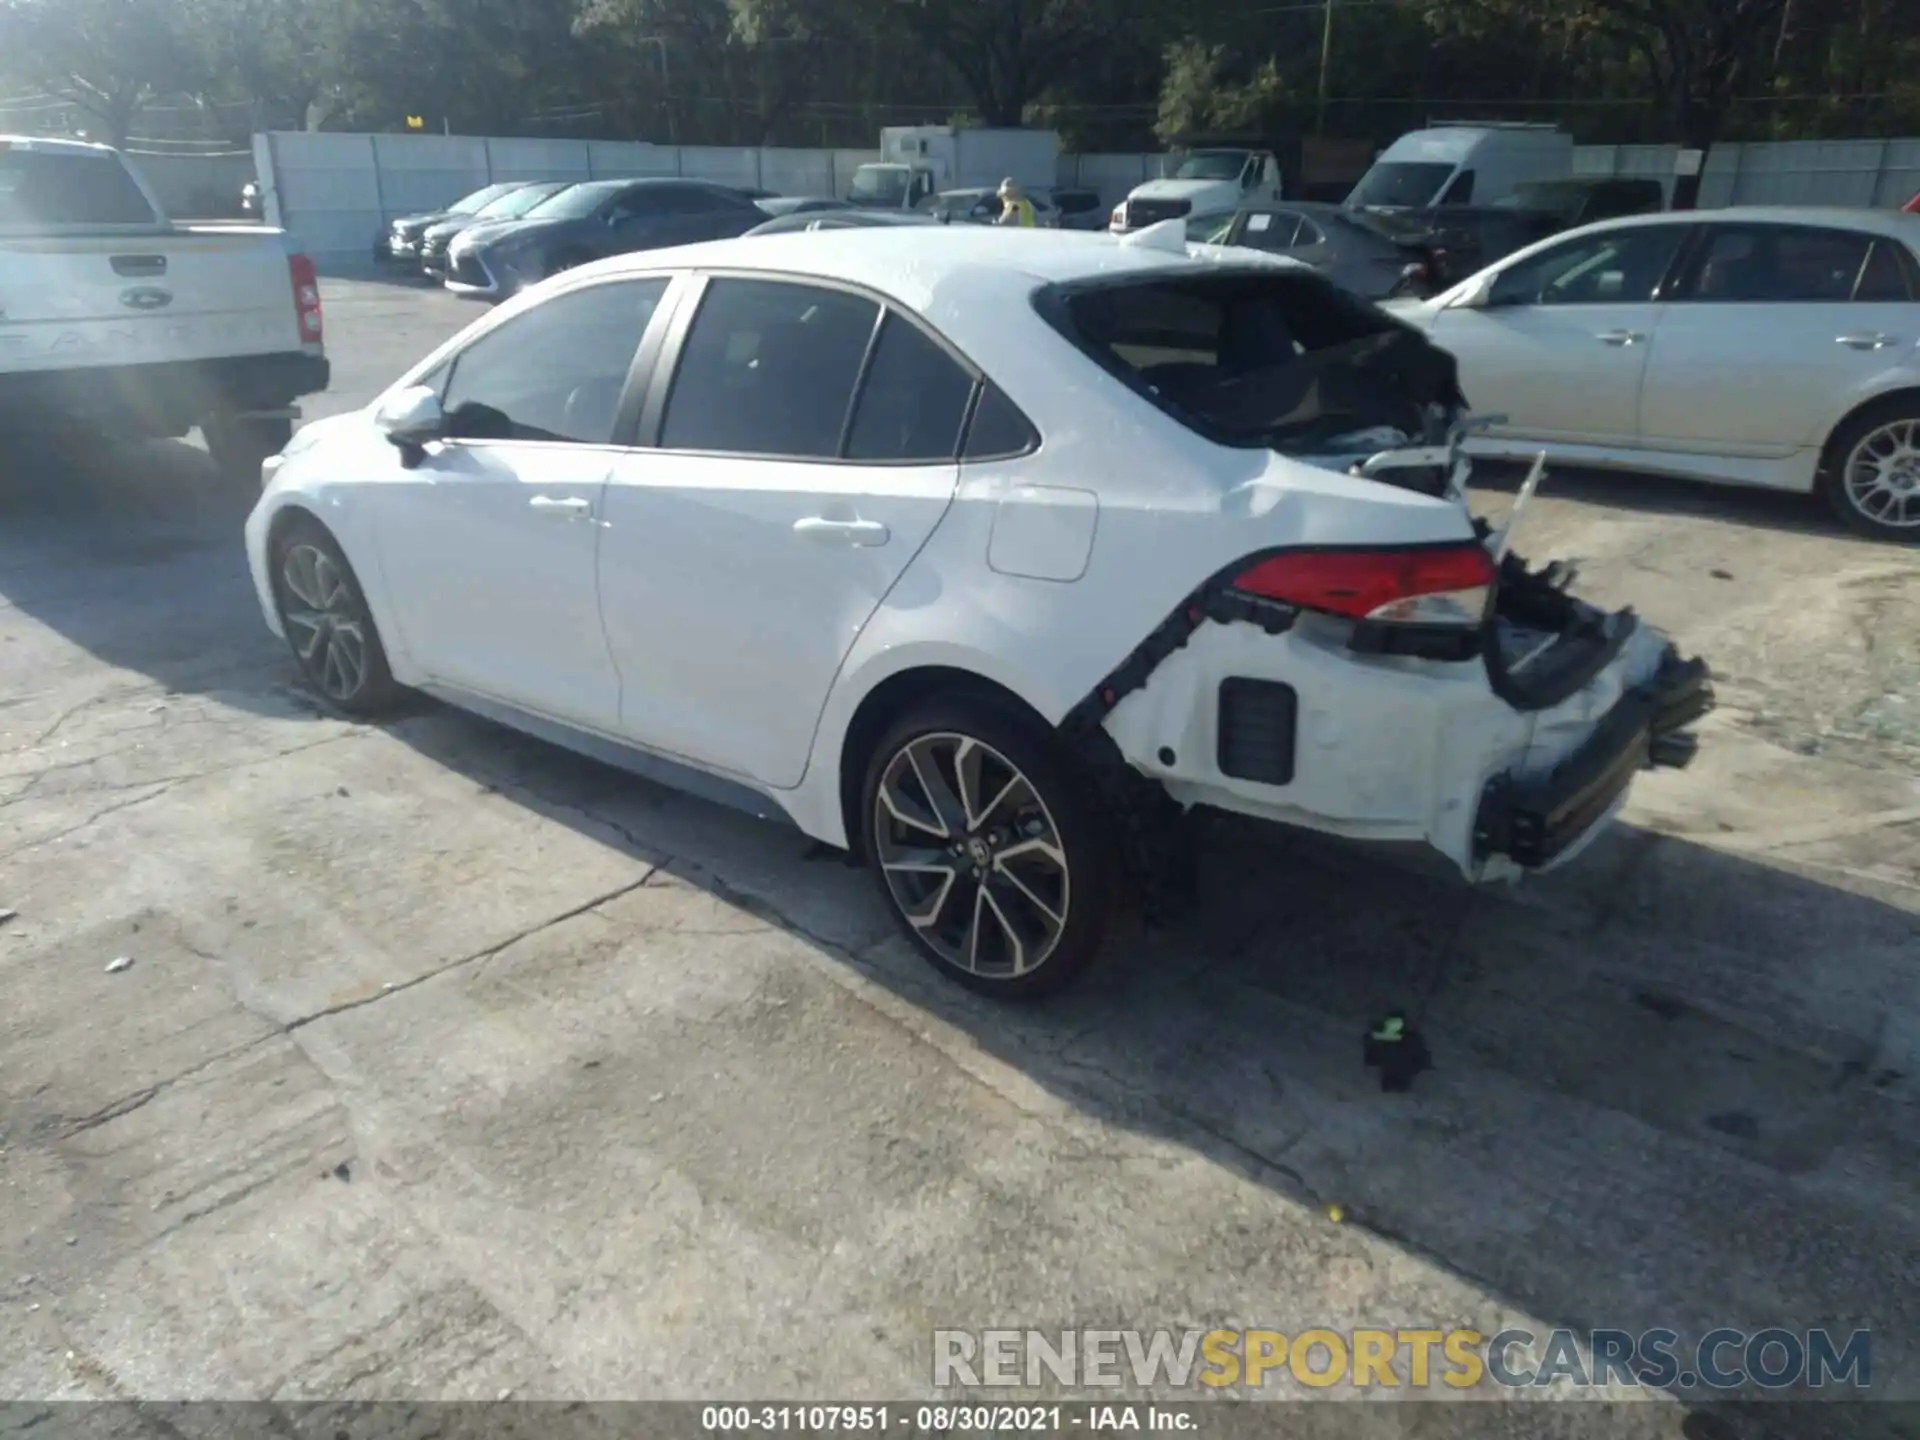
1083,539,1711,884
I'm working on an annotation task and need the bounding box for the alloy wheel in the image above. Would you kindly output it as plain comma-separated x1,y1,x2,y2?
280,543,370,702
872,732,1071,979
1843,419,1920,530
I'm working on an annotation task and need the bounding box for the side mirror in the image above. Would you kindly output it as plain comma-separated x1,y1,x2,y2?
375,385,445,464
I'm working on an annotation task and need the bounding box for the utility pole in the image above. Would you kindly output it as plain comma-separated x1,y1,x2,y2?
1316,0,1334,135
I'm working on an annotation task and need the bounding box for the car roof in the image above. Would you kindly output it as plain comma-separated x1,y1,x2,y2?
1567,205,1920,240
562,227,1276,359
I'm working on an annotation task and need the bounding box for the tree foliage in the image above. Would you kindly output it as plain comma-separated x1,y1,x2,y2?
1,0,1914,154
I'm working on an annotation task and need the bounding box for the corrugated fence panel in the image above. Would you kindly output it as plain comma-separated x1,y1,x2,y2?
677,146,761,187
1877,139,1920,208
485,137,593,183
586,141,678,178
759,148,836,197
1726,139,1888,207
269,132,385,263
370,134,491,216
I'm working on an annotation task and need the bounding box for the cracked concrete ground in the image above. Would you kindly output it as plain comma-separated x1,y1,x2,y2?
1,278,1917,1430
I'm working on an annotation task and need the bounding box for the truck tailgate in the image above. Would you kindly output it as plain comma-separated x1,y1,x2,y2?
0,230,301,375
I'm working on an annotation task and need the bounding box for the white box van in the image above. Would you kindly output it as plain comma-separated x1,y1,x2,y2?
1345,123,1573,210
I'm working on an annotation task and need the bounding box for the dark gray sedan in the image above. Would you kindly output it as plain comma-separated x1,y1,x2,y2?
1184,202,1443,299
419,180,575,280
443,179,768,298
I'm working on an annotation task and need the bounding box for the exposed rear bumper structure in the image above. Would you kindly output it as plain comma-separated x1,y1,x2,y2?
1473,649,1714,869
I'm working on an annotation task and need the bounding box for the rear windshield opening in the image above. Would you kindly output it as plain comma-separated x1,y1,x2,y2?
1039,271,1465,454
0,148,158,228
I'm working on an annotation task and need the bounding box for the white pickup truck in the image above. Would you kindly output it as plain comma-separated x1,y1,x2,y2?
0,135,328,482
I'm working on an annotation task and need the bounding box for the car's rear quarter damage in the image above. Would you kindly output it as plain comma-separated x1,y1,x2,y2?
1005,249,1713,886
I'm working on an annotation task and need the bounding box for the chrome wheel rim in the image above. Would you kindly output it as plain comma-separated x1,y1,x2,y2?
280,544,369,701
872,733,1070,978
1843,419,1920,530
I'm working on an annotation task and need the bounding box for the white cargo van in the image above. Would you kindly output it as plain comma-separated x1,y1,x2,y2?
1345,123,1573,211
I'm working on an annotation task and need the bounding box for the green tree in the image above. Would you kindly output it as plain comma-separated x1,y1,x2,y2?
0,0,207,143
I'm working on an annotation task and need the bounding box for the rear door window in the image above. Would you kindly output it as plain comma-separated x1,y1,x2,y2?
845,313,976,462
1677,224,1876,303
1854,240,1918,302
0,147,158,227
660,278,880,458
1239,211,1303,249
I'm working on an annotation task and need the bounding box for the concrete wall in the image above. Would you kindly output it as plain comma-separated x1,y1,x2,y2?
256,129,1920,268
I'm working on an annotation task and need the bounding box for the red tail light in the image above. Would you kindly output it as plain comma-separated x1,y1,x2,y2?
1231,544,1496,627
289,253,323,344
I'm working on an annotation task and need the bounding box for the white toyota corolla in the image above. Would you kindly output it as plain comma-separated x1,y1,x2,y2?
245,223,1712,997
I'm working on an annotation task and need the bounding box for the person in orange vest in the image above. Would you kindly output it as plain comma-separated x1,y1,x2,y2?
996,177,1036,227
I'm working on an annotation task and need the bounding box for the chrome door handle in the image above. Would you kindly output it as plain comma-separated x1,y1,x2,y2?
793,517,890,547
1595,329,1645,346
529,495,593,519
1836,332,1894,350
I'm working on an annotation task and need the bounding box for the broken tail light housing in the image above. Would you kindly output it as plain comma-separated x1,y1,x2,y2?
1231,544,1496,629
290,253,323,344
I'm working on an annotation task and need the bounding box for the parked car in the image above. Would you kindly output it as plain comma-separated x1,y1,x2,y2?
752,196,855,219
1389,206,1920,538
420,180,575,280
1357,180,1668,289
443,178,768,298
244,227,1711,997
744,209,943,236
1493,177,1666,228
1183,201,1447,298
921,186,1059,227
0,134,328,483
1049,188,1107,231
378,181,528,263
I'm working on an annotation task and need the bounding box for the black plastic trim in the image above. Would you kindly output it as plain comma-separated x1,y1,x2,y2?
1475,647,1716,868
1216,678,1298,786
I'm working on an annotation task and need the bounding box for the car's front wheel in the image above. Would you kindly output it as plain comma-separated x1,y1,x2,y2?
269,517,403,716
861,696,1116,999
1824,398,1920,540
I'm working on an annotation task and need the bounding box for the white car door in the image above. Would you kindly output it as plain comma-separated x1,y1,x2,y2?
369,277,670,729
1425,223,1688,447
597,275,975,788
1637,222,1919,460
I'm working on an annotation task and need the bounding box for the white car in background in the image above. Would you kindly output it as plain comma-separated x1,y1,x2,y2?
1388,206,1920,539
244,226,1711,998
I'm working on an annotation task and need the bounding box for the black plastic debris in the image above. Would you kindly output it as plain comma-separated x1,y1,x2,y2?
1363,1012,1431,1093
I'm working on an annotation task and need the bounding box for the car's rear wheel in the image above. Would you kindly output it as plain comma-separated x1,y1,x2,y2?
861,696,1116,999
1823,398,1920,540
270,517,403,716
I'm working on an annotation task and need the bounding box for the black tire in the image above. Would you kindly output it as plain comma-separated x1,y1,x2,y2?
1820,396,1920,541
204,416,293,488
269,515,404,717
860,693,1117,1000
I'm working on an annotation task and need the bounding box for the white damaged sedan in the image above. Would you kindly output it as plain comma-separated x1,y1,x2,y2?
245,222,1713,997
